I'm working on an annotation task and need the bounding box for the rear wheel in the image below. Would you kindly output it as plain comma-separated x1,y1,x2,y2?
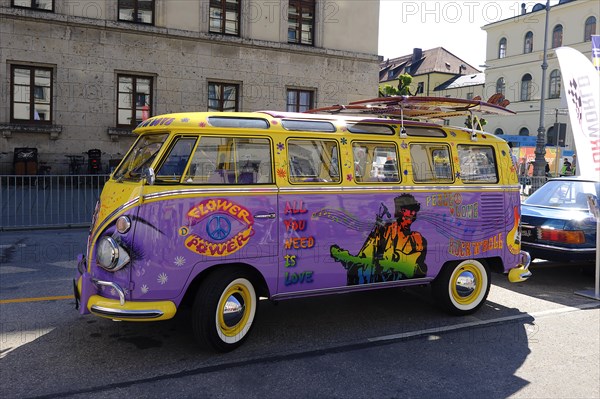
192,268,257,352
432,260,490,315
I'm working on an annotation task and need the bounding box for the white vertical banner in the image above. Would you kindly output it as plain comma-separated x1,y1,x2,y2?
555,47,600,179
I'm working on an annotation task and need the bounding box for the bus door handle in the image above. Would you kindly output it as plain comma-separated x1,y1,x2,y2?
254,212,276,219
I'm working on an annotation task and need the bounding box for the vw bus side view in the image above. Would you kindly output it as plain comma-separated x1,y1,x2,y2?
74,96,531,352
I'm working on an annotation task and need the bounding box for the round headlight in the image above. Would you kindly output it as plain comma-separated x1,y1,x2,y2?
116,216,131,234
96,236,118,270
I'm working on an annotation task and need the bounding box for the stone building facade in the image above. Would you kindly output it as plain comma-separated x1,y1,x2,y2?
481,0,598,149
0,0,380,174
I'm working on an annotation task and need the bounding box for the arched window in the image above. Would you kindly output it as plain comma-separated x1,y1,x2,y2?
519,127,530,136
552,25,563,48
584,16,596,42
494,128,504,135
524,31,533,53
498,38,507,58
521,74,533,101
496,77,506,95
549,69,561,99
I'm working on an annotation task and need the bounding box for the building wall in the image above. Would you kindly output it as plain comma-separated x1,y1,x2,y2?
482,0,598,146
0,0,380,174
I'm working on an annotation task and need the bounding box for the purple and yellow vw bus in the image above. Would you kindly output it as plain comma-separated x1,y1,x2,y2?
74,97,531,352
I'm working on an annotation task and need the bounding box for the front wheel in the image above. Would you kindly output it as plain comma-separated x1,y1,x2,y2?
432,260,490,315
192,268,257,352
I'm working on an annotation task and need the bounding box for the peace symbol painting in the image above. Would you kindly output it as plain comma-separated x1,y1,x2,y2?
184,198,255,257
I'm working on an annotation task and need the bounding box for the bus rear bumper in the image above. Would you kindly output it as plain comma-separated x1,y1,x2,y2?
508,250,532,283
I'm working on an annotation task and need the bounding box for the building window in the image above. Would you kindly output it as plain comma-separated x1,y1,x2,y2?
549,69,561,99
287,89,314,112
288,0,315,45
12,0,53,11
208,82,239,112
524,31,533,53
496,77,506,95
520,74,532,101
466,92,474,100
118,0,154,24
416,82,424,94
584,16,596,42
117,75,153,127
552,25,563,48
519,127,529,136
498,38,507,58
494,128,504,135
209,0,240,35
11,65,53,123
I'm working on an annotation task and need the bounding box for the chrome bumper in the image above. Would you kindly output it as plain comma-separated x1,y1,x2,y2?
90,305,164,319
508,250,532,283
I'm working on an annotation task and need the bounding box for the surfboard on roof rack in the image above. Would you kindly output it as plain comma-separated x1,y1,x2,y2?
305,95,515,121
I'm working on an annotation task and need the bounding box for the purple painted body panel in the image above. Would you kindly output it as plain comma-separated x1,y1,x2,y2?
106,188,519,300
78,184,522,311
129,194,279,302
275,190,520,294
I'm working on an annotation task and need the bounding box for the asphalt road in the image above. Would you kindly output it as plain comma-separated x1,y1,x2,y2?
1,228,599,399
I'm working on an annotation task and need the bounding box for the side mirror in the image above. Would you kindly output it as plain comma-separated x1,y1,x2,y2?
142,167,155,186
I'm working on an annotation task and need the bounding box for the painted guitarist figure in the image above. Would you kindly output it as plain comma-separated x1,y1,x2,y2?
331,193,428,285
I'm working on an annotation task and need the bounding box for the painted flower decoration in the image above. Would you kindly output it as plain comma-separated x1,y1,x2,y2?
157,273,168,285
340,138,347,145
400,141,408,149
455,171,461,179
346,174,353,181
276,168,287,178
277,142,285,152
141,284,149,294
181,118,189,123
174,256,186,267
450,131,457,137
272,120,278,125
198,122,206,128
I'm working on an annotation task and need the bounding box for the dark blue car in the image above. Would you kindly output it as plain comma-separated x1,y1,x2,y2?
520,176,599,262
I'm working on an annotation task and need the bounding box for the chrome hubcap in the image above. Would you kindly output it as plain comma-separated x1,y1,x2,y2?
223,294,245,328
455,270,477,298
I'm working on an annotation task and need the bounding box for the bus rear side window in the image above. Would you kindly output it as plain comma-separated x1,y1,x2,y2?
457,145,498,183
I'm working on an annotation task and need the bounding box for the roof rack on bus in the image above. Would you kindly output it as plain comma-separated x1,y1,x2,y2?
305,95,515,142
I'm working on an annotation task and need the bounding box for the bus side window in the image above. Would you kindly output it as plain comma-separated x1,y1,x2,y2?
410,143,453,183
457,145,498,183
432,148,452,179
353,142,399,183
287,139,340,183
234,139,272,184
156,137,198,183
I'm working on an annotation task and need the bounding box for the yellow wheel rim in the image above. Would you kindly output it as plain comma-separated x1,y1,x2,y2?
450,263,483,306
217,282,252,338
